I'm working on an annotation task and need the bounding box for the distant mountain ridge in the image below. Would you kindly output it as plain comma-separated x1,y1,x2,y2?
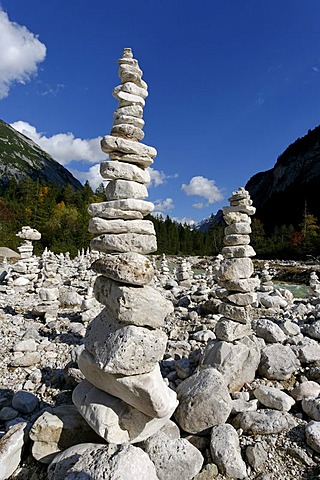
0,119,82,190
245,125,320,232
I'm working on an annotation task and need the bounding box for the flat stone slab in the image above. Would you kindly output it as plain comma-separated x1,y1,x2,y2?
0,422,27,480
91,252,155,286
85,310,167,375
90,232,157,254
101,135,157,158
79,349,178,418
104,179,148,201
100,160,150,183
73,380,177,444
94,276,173,328
232,409,297,434
89,218,155,236
88,199,154,218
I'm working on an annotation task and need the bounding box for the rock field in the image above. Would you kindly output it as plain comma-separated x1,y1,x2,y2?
1,250,320,479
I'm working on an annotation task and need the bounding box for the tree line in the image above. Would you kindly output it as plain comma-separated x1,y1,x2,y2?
0,177,320,259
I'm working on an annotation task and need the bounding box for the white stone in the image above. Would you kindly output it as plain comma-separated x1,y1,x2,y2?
100,160,150,183
143,431,204,480
113,114,145,128
255,318,287,343
104,179,148,200
108,152,154,168
259,344,300,380
224,234,250,246
101,135,157,158
73,380,177,444
111,123,144,141
174,367,231,434
302,398,320,420
225,223,252,235
223,205,256,215
210,424,247,479
306,421,320,453
233,409,297,434
116,90,145,107
224,211,252,225
227,291,257,306
215,318,252,341
0,422,27,480
90,232,157,254
79,350,177,418
291,381,320,401
254,386,295,411
89,218,155,236
94,277,173,327
218,303,253,323
91,252,154,285
219,257,254,281
222,245,256,258
113,82,148,99
113,104,143,118
48,442,158,480
223,277,260,292
85,312,167,375
88,199,154,218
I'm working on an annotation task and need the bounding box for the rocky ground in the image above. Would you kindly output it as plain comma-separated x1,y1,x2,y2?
1,256,320,479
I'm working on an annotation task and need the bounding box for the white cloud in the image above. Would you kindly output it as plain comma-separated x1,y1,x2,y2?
147,167,178,187
72,164,109,191
153,197,175,213
172,216,196,226
193,202,205,209
181,176,223,204
10,121,107,165
0,8,46,98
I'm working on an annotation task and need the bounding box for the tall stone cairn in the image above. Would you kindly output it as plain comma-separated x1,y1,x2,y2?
216,187,260,342
73,48,178,445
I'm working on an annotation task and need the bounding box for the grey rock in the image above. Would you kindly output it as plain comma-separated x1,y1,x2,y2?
255,318,287,343
48,442,158,480
233,409,297,434
12,391,39,414
259,344,300,380
174,367,231,434
291,381,320,401
306,420,320,453
0,422,27,480
210,424,247,479
302,397,320,420
245,442,268,470
143,430,204,480
254,386,295,411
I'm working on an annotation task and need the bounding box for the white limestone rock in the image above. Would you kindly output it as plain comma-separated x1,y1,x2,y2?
254,386,295,412
113,104,143,119
227,291,257,306
224,234,250,246
218,303,253,323
223,277,260,292
104,179,148,200
222,245,256,258
174,367,231,434
215,318,252,341
29,405,102,464
306,421,320,453
90,232,157,254
223,211,252,225
111,124,144,141
85,312,167,375
91,252,154,286
100,160,150,183
94,276,173,327
88,218,155,236
291,381,320,401
259,344,300,380
101,135,157,159
225,222,252,235
88,199,154,218
113,82,148,99
219,257,254,281
115,90,145,107
113,114,145,129
48,442,158,480
73,380,177,444
201,337,260,393
255,318,287,343
223,205,256,216
108,152,154,168
0,422,27,480
143,430,204,480
233,409,297,434
79,350,177,418
210,424,247,479
302,398,320,420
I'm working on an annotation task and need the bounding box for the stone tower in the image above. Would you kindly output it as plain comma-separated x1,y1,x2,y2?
73,48,178,444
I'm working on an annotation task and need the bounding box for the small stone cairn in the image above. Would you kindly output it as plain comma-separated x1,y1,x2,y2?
176,257,192,287
216,187,260,342
9,226,41,288
72,48,178,445
309,271,320,298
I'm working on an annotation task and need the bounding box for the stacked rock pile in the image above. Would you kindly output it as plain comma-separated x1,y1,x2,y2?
8,226,41,288
72,48,179,445
215,187,260,342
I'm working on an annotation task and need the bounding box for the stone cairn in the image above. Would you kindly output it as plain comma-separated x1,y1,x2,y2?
72,48,178,444
309,271,320,298
216,187,260,342
9,226,41,288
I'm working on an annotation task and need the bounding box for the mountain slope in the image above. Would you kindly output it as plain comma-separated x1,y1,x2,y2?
246,125,320,232
0,119,82,190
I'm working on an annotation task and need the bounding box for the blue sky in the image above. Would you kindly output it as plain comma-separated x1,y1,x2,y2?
1,1,319,224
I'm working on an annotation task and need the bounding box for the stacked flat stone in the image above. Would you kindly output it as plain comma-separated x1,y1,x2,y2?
309,271,320,298
259,261,274,293
216,187,260,342
10,226,41,288
176,258,192,287
73,48,178,445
